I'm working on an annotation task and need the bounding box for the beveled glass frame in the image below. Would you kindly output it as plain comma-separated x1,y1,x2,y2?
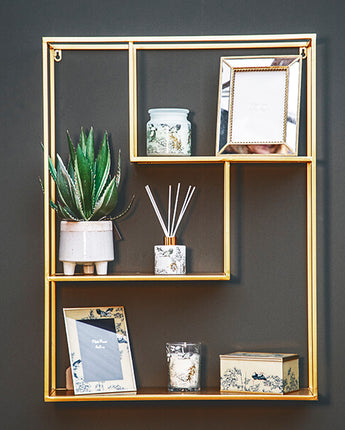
216,56,302,156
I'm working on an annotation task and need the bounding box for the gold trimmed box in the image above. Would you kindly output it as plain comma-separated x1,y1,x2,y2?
220,352,299,394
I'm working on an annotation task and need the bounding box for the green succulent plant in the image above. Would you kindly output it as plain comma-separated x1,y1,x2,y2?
47,127,133,221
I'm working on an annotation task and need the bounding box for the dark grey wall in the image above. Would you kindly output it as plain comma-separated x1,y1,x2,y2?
1,0,344,429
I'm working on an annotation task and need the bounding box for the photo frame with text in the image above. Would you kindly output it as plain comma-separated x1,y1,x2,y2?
216,55,302,156
63,306,136,395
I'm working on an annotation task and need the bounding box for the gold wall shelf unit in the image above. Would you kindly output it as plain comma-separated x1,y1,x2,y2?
42,34,317,402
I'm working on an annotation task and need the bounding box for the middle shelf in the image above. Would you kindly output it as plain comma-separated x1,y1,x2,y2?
47,162,231,280
49,273,230,282
131,155,312,164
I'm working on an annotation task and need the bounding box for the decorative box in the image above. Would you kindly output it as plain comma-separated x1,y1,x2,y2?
220,352,299,394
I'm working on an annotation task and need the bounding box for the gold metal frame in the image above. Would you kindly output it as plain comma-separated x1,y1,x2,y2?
42,34,317,402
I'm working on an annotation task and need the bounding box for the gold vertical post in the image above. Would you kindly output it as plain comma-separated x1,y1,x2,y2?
49,48,56,276
311,34,318,396
128,42,137,160
42,39,50,400
305,35,317,397
224,162,231,277
306,35,317,396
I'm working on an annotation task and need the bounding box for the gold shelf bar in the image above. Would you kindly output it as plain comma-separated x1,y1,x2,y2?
42,34,315,44
48,273,230,282
46,387,317,402
134,42,308,50
131,156,312,164
49,43,129,51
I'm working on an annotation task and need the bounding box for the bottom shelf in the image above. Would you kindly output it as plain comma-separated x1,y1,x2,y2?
46,387,317,402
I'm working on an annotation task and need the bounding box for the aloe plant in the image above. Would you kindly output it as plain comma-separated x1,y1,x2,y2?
48,127,132,221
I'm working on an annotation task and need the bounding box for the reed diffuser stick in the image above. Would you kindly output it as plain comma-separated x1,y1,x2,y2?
145,185,169,237
171,186,196,237
145,183,196,239
170,182,181,237
168,185,172,236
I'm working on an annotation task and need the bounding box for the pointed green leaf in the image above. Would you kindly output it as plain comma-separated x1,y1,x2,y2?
110,194,135,220
41,142,57,182
115,149,121,188
49,200,59,211
66,130,76,166
72,177,87,220
74,145,93,218
39,177,45,193
67,158,75,179
57,202,79,220
90,176,118,220
79,127,87,156
51,201,78,220
93,131,110,204
86,126,94,165
56,154,85,219
48,156,57,182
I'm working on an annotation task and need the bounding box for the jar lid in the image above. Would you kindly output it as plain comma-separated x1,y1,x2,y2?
148,108,189,115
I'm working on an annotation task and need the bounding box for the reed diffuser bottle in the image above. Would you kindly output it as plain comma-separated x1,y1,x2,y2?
145,183,196,275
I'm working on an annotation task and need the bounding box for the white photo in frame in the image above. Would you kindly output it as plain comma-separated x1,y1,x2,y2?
216,55,302,156
63,306,136,395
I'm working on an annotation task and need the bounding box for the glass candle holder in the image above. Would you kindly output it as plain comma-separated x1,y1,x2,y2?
146,108,191,156
166,342,201,392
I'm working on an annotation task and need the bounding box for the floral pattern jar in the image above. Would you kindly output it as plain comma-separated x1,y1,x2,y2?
146,108,191,156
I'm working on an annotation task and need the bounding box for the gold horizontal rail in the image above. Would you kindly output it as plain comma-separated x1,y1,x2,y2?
134,42,309,50
49,43,129,51
42,34,315,44
48,273,230,282
46,387,317,402
130,156,312,164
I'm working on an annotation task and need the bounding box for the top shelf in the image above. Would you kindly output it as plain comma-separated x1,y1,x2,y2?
131,155,312,164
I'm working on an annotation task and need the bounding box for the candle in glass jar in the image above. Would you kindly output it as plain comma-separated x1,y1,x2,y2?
166,342,201,391
146,108,191,156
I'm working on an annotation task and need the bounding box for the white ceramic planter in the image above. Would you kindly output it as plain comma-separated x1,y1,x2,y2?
59,221,114,275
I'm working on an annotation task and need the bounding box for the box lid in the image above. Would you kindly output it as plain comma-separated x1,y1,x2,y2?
219,352,299,362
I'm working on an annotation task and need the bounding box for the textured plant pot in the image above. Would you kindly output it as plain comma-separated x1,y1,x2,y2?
59,220,114,275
